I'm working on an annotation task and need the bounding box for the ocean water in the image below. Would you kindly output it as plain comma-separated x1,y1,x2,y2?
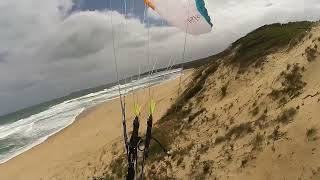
0,69,182,164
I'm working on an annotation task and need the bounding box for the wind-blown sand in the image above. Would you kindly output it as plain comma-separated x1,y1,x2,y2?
0,70,193,180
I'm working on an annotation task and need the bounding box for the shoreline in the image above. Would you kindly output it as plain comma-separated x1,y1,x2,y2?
0,69,193,180
0,107,86,165
0,68,183,165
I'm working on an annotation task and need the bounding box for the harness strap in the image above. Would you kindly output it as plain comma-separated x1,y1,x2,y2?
127,116,141,180
145,115,153,155
141,114,153,180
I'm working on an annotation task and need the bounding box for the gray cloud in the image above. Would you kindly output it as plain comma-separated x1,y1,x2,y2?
38,12,111,61
0,52,8,63
1,80,37,93
0,0,319,115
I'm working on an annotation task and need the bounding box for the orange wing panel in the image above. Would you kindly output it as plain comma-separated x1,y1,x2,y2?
144,0,155,10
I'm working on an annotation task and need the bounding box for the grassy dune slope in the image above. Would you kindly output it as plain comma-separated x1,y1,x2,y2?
96,21,320,180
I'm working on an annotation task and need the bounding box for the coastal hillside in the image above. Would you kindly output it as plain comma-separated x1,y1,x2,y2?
95,21,320,179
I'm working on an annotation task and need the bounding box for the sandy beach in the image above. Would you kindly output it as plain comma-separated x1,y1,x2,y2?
1,23,319,180
0,70,193,180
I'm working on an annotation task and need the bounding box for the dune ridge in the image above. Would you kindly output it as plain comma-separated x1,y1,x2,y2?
98,22,320,180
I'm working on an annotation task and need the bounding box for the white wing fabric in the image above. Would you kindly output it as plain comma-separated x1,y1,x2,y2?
144,0,213,35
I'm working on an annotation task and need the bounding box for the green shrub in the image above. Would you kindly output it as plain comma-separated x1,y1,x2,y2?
305,46,318,61
231,22,313,67
226,122,254,140
276,108,297,124
221,83,229,98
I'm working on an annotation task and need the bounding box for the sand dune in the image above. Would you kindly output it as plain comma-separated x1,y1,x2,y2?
1,22,320,180
98,23,320,179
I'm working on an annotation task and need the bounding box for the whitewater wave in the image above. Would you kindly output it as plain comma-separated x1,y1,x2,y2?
0,69,181,164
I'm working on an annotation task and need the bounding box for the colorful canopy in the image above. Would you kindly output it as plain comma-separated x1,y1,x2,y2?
144,0,213,35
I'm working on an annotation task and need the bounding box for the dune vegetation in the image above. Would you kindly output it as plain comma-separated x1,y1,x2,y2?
94,21,320,180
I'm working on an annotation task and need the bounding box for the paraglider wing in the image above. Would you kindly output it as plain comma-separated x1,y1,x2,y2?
144,0,213,35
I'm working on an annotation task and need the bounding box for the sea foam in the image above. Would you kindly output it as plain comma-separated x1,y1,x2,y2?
0,69,181,164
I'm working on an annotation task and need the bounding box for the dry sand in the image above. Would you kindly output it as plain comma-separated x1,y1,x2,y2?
130,24,320,179
0,70,193,180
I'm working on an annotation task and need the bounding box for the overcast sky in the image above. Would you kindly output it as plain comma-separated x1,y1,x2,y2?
0,0,319,115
